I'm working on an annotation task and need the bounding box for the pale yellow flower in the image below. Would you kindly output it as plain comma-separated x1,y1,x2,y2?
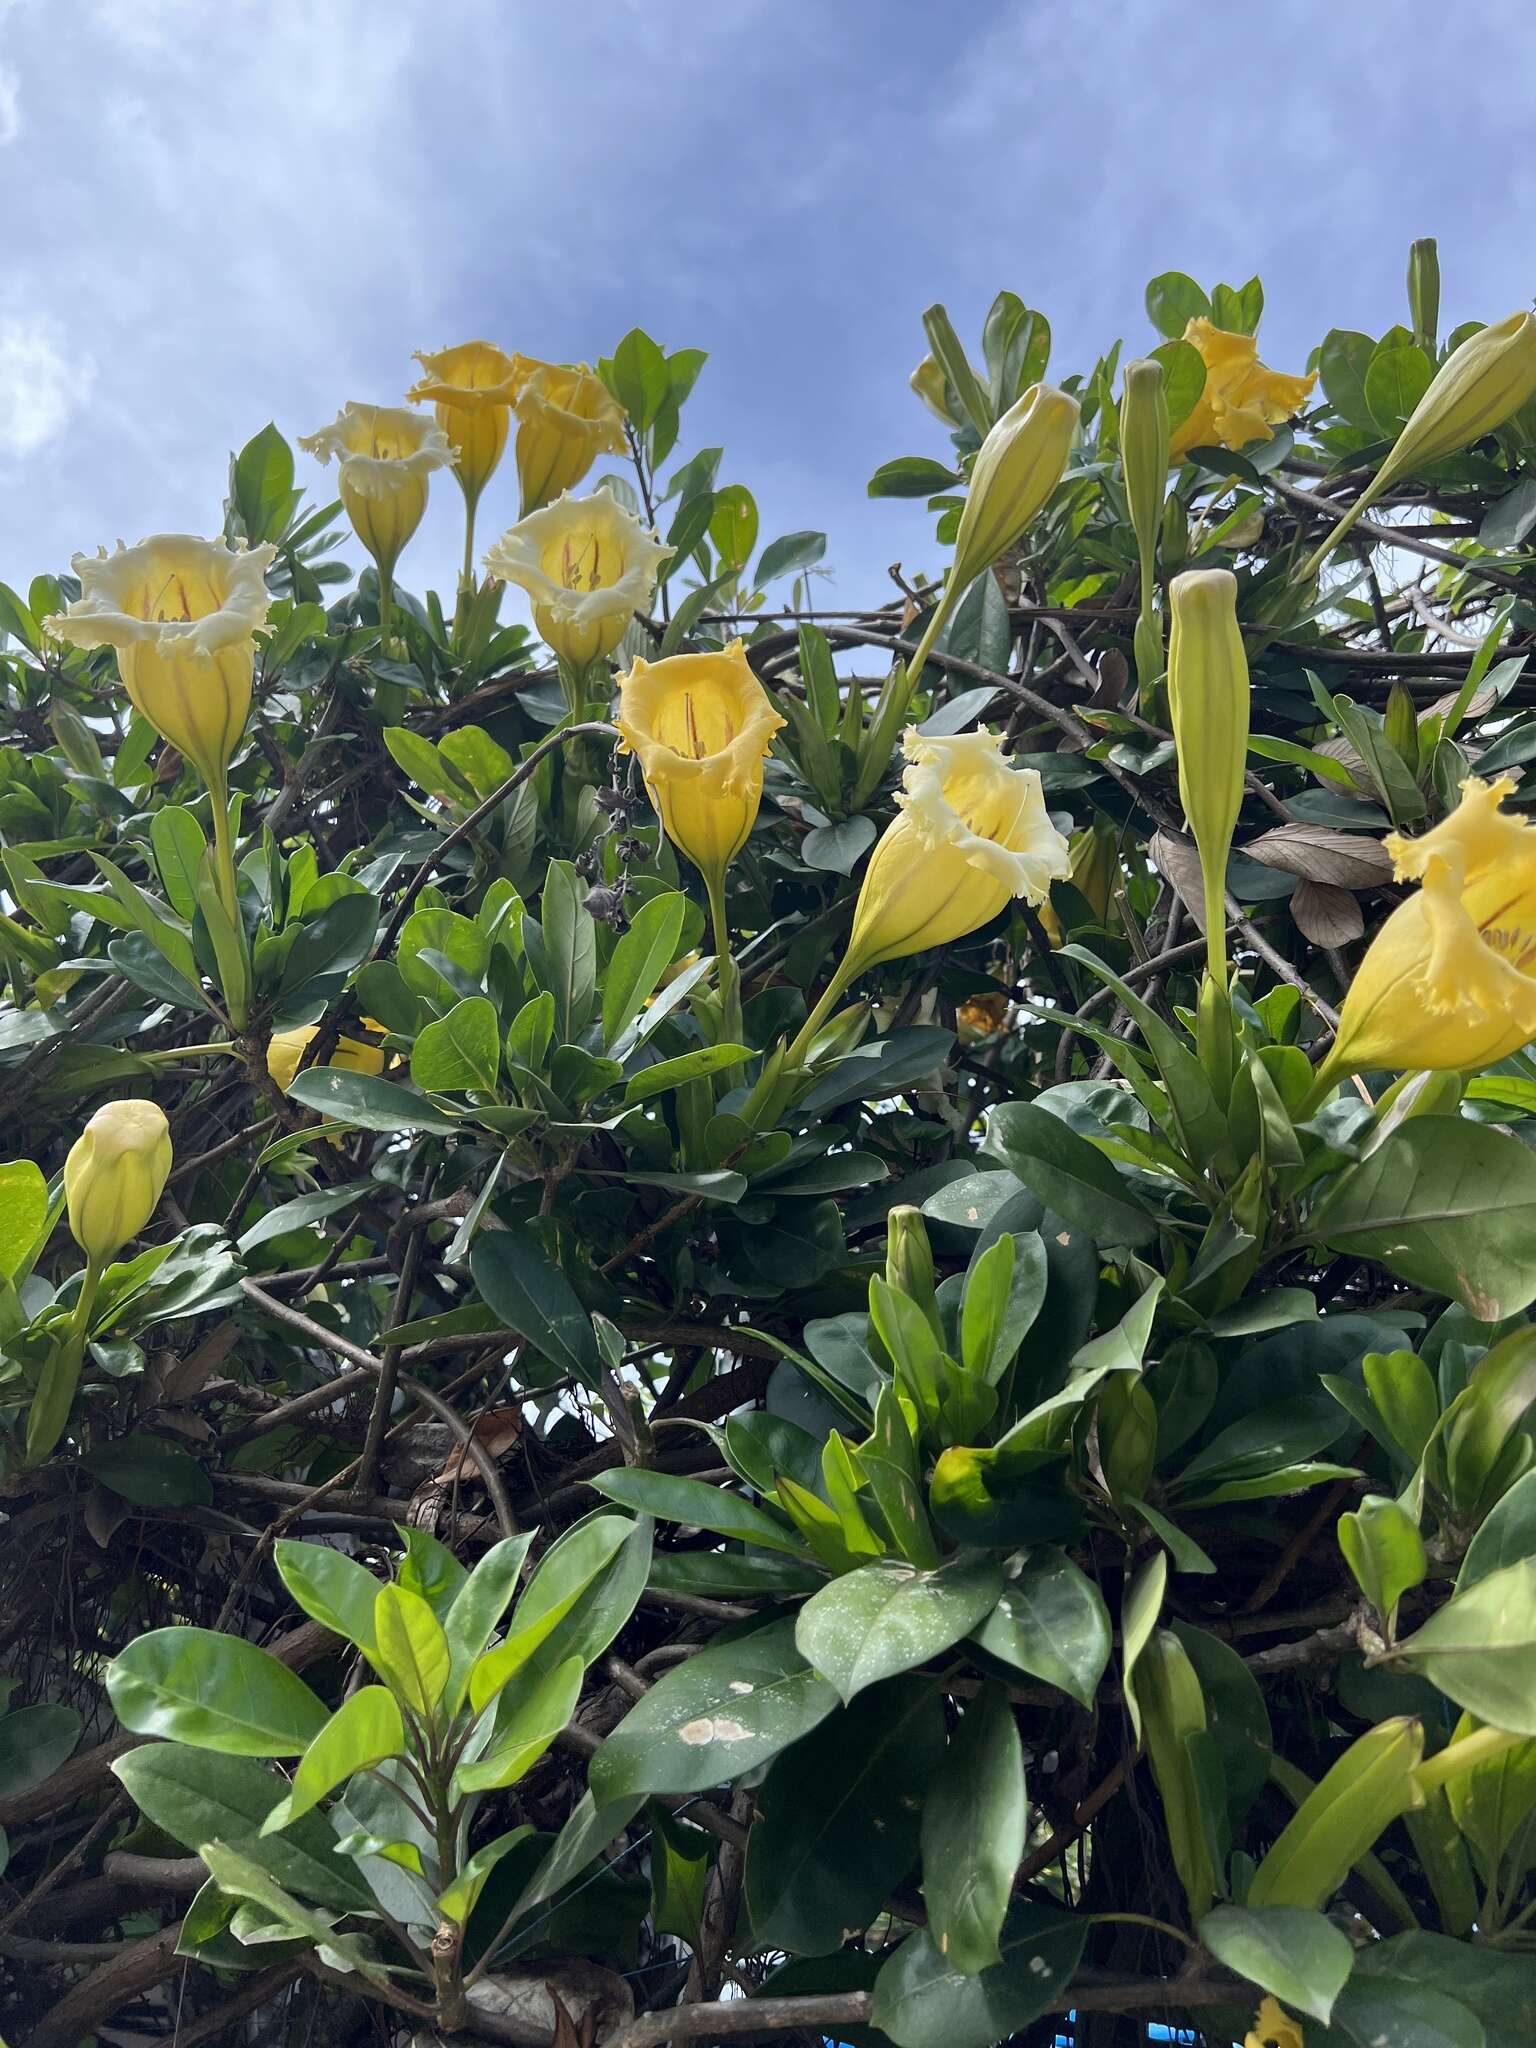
1169,319,1316,459
268,1023,388,1093
64,1100,172,1263
407,341,529,505
512,360,627,515
845,729,1070,975
483,488,672,669
299,403,453,575
616,641,785,891
951,382,1079,587
1245,1994,1304,2048
43,535,275,797
1318,776,1536,1086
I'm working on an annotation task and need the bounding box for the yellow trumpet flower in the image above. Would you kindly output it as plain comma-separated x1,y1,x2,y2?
299,402,454,581
407,340,528,503
43,534,275,801
267,1023,388,1094
1315,776,1536,1091
512,360,627,515
615,640,784,896
65,1098,173,1263
792,729,1069,1064
1245,1995,1304,2048
484,488,672,671
1168,318,1316,461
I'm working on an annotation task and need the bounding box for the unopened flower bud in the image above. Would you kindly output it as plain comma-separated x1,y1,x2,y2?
885,1205,941,1339
950,382,1079,590
64,1100,172,1264
1167,570,1250,984
1120,360,1170,564
1407,238,1440,353
910,354,959,427
1383,682,1419,775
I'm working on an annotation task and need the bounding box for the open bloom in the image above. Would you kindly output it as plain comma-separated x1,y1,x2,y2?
484,488,672,669
1244,1996,1304,2048
407,341,528,505
844,728,1071,976
1318,777,1536,1085
1169,319,1316,459
512,361,627,514
267,1023,387,1094
299,403,453,574
43,535,275,796
64,1099,172,1263
615,641,784,888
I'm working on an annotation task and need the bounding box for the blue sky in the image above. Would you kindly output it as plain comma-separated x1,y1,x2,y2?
2,0,1534,625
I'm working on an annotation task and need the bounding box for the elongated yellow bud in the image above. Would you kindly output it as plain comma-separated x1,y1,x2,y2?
64,1099,172,1263
950,382,1079,590
1167,569,1249,985
1120,360,1170,697
1303,312,1536,575
910,354,958,426
885,1205,941,1339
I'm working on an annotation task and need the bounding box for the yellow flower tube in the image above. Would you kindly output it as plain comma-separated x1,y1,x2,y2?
1313,776,1536,1095
1245,1996,1304,2048
1168,318,1316,460
793,728,1070,1063
407,341,529,581
1301,311,1536,576
484,488,673,675
513,360,628,515
267,1023,387,1093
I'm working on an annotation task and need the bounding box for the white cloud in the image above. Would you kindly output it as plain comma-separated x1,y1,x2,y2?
0,310,95,460
0,62,19,143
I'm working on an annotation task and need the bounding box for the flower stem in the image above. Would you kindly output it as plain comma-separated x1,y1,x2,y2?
850,590,953,809
706,872,742,1046
377,562,396,655
785,964,857,1069
209,784,242,929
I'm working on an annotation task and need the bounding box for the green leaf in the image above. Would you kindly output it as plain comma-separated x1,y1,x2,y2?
610,327,669,432
468,1514,638,1711
532,859,597,1042
1361,1930,1535,2048
262,1687,405,1833
276,889,378,996
972,1548,1111,1708
107,1629,329,1757
708,483,759,568
590,1468,806,1557
1460,1469,1536,1590
0,1158,49,1284
454,1656,584,1796
589,1617,838,1801
867,456,964,499
1396,1558,1536,1735
1365,342,1435,432
411,994,500,1094
602,890,687,1050
1339,1494,1427,1626
1199,1903,1355,2024
1120,1549,1167,1745
1149,336,1208,432
0,1702,80,1797
113,1744,371,1911
274,1540,381,1652
870,1903,1087,2048
623,1043,754,1102
1248,1716,1424,1907
442,1533,535,1714
756,529,826,588
1327,1971,1486,2048
471,1228,600,1387
983,1100,1155,1247
1145,271,1211,338
283,1067,460,1135
237,1180,374,1255
372,1583,450,1720
745,1676,944,1958
436,1824,536,1926
795,1556,1005,1704
1310,1118,1536,1320
79,1435,211,1507
921,1682,1026,1976
198,1840,390,1983
233,422,297,543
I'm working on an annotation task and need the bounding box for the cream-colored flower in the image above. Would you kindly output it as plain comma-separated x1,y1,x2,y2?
845,728,1071,975
43,535,275,795
484,488,672,669
64,1099,172,1264
299,403,454,574
512,360,628,514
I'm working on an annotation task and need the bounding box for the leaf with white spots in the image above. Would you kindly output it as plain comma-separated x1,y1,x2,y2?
871,1903,1087,2048
795,1556,1006,1703
589,1617,838,1800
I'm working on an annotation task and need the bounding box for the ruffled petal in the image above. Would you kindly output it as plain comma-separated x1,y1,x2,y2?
43,534,276,661
300,403,454,499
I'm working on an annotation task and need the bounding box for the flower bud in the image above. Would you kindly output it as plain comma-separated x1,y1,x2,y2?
1160,493,1190,570
1167,570,1250,982
1120,359,1170,564
64,1100,172,1264
1383,682,1419,775
910,354,959,426
885,1205,941,1339
1303,313,1536,574
1407,238,1440,352
950,382,1079,590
